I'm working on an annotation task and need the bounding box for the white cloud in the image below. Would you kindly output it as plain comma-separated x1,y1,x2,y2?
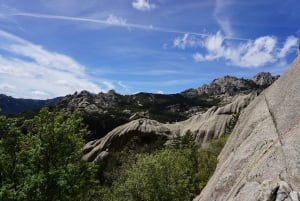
192,32,298,68
173,33,203,49
101,80,115,90
156,90,164,94
193,53,205,62
8,44,85,74
105,15,127,26
31,90,50,99
0,84,16,95
11,12,249,41
0,30,102,99
118,81,130,92
132,0,156,11
214,0,235,37
277,36,299,58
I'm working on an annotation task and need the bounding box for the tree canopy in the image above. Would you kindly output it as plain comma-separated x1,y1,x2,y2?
0,108,97,201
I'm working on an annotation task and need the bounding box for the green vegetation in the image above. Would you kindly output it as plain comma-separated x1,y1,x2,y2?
108,149,194,201
0,108,231,201
0,108,97,201
121,93,221,123
98,132,229,201
196,134,229,191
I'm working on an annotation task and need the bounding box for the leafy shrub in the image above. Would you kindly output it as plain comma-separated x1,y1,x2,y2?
0,108,98,201
99,132,229,201
108,149,194,201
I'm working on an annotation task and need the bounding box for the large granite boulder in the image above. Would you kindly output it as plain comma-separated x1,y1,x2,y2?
83,94,254,162
171,94,254,147
194,57,300,201
83,118,172,162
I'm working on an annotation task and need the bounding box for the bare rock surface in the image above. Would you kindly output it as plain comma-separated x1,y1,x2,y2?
194,57,300,201
182,72,278,100
83,94,254,162
83,118,172,162
252,72,279,86
169,94,254,146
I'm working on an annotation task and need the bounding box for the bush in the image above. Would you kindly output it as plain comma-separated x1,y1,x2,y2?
0,108,98,201
109,149,194,201
99,131,230,201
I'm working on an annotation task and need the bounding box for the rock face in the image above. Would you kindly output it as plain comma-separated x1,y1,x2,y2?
174,94,254,147
182,72,278,99
83,94,254,162
252,72,279,87
194,57,300,201
83,118,172,162
55,90,120,114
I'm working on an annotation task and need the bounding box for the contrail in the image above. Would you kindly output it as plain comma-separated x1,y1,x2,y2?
11,12,251,41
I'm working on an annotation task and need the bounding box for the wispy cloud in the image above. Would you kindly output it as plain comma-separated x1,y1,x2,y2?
0,30,102,99
277,36,299,58
117,81,131,93
132,0,156,11
214,0,235,37
101,80,115,90
105,14,127,26
10,12,250,41
192,32,298,68
173,33,203,49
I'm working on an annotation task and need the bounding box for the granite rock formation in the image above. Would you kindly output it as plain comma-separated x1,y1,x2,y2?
181,72,278,102
83,93,254,162
194,57,300,201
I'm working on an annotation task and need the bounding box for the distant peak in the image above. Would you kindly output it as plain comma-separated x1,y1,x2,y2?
78,90,93,96
251,72,279,86
107,89,117,95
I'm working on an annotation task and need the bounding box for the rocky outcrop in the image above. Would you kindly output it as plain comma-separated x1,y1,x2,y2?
182,72,278,99
83,93,255,162
83,118,172,162
173,94,254,147
55,72,278,118
194,57,300,201
55,89,120,114
252,72,279,87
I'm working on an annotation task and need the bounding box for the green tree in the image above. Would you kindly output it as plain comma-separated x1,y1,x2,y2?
109,148,194,201
0,116,23,200
196,134,229,191
0,108,97,201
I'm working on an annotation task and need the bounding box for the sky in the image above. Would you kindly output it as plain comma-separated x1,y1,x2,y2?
0,0,299,99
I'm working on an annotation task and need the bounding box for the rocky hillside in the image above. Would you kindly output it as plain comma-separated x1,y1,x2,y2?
56,72,278,118
83,93,254,162
52,72,278,140
0,72,277,140
0,94,59,115
182,72,278,99
194,57,300,200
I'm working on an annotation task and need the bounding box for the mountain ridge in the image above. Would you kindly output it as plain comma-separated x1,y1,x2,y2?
0,72,279,141
0,94,59,115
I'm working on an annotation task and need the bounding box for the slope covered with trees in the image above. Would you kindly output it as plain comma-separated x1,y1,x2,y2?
0,109,230,200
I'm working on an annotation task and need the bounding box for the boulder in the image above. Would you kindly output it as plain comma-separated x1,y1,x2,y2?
194,56,300,201
82,118,172,162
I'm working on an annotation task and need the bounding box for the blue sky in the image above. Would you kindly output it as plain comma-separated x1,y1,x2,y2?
0,0,299,99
